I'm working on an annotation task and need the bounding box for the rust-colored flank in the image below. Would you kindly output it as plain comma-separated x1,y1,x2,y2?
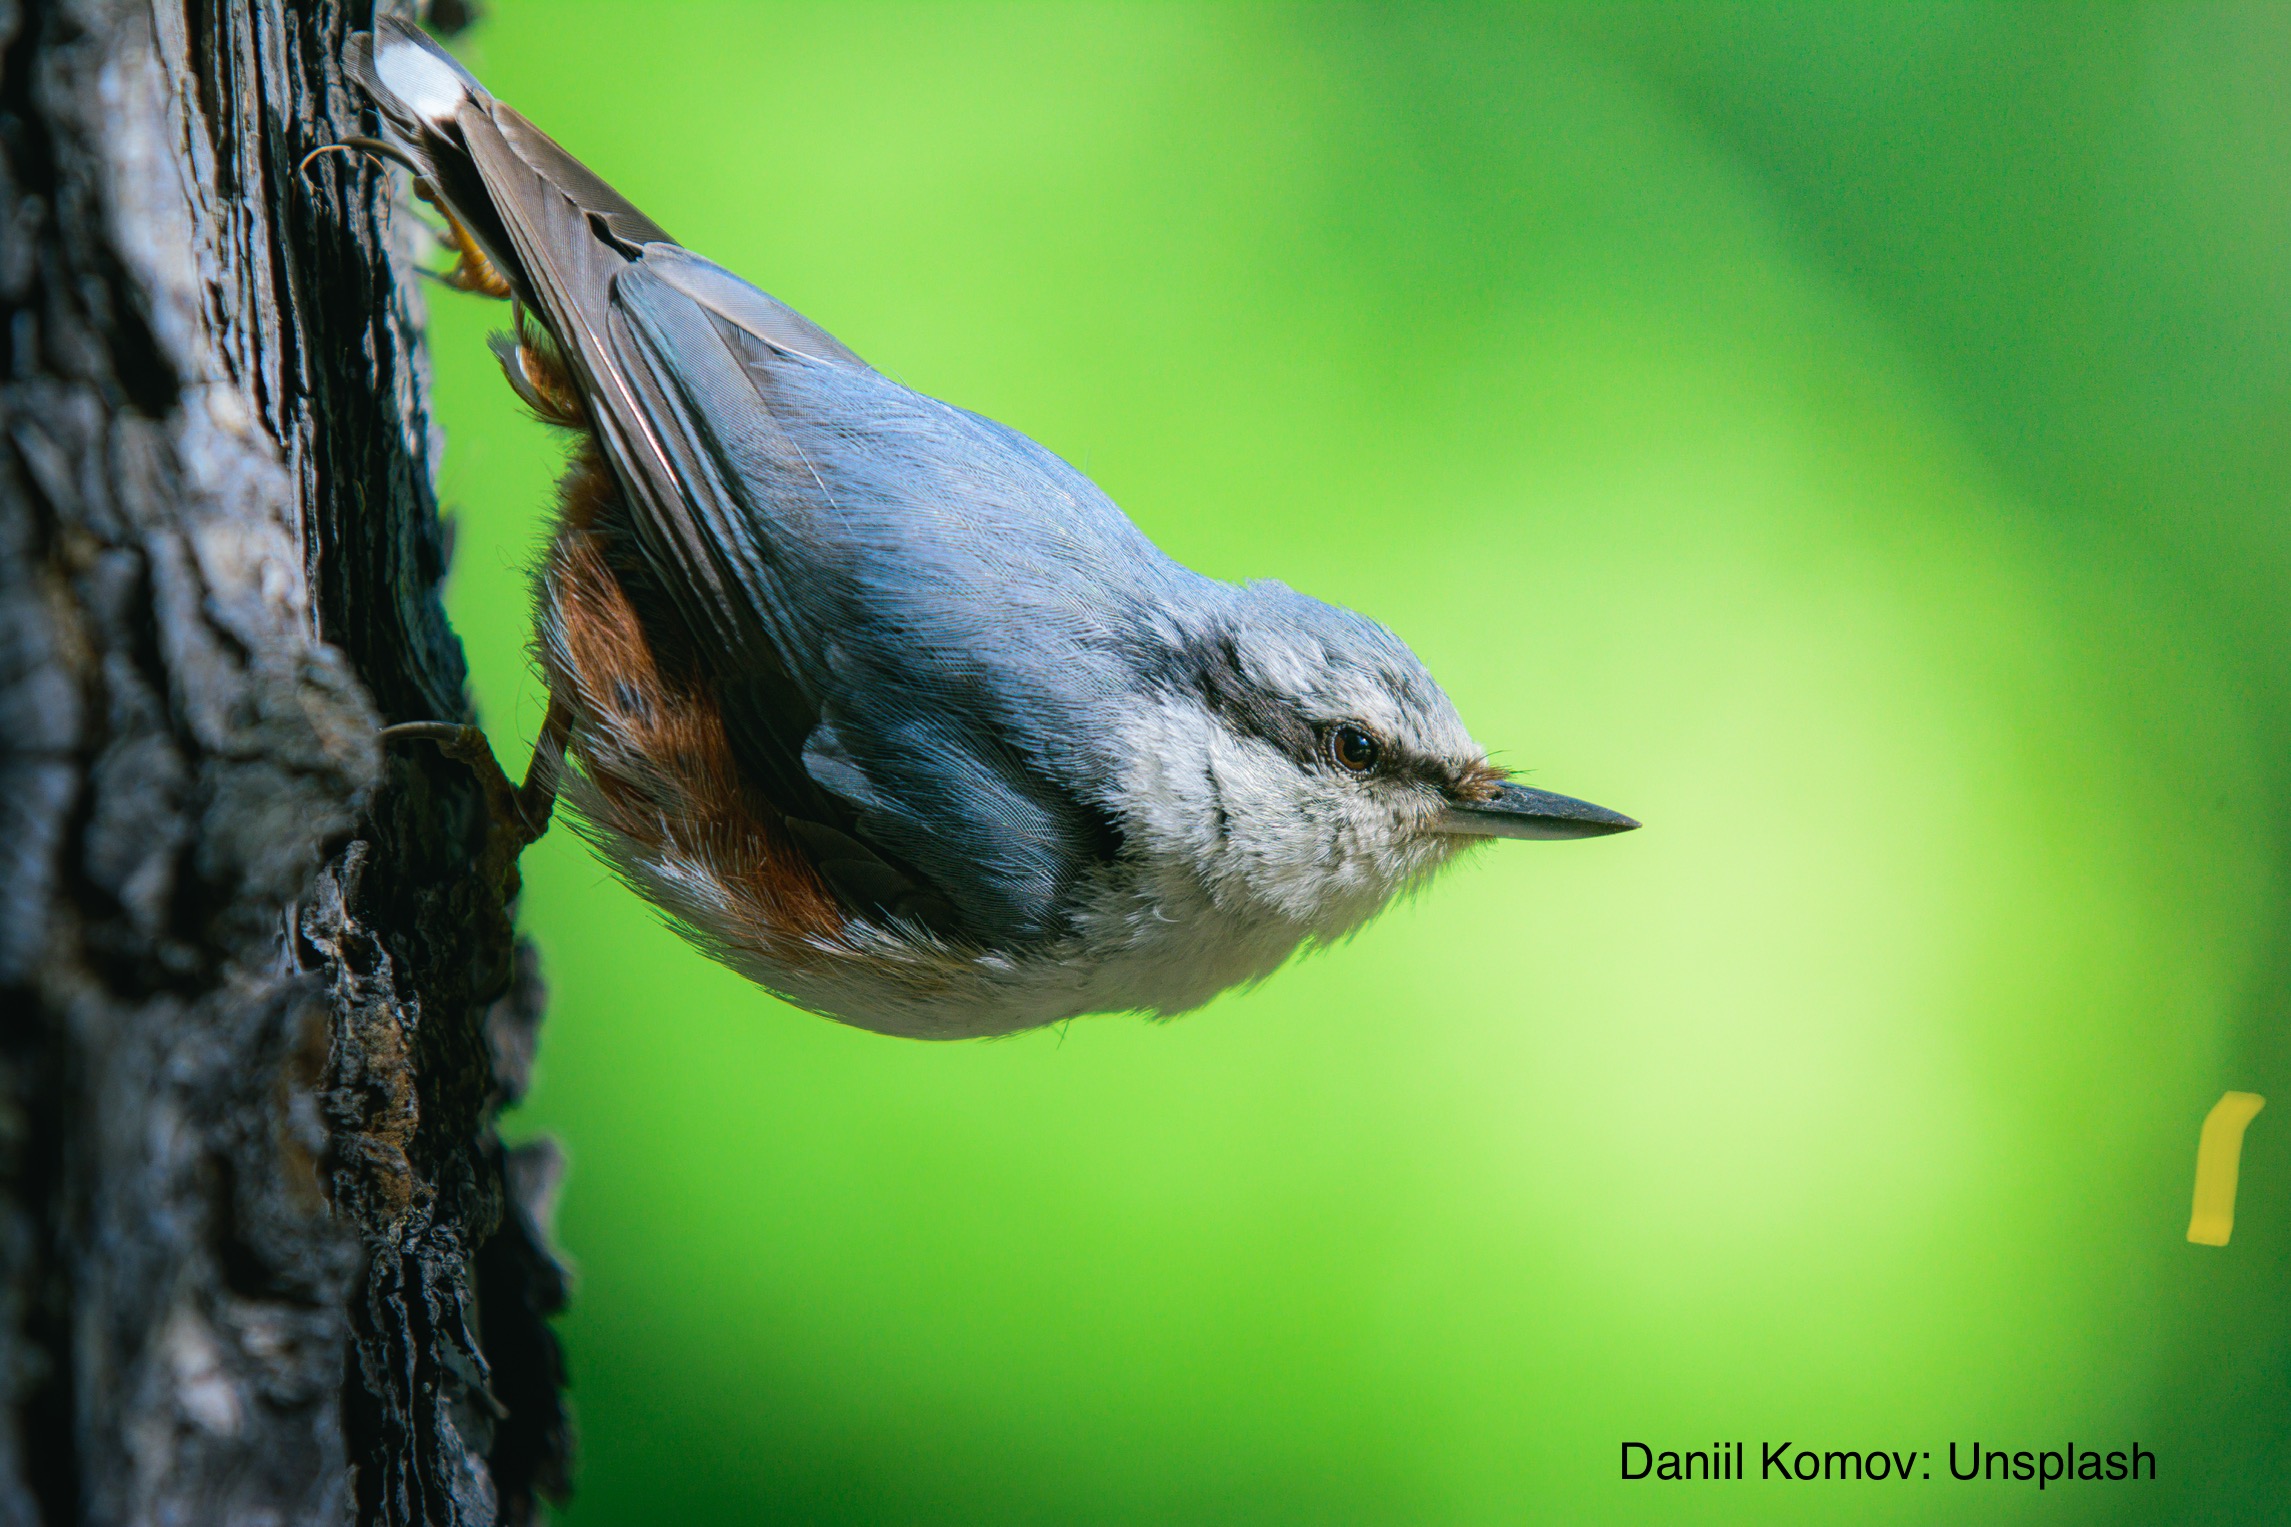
540,446,847,948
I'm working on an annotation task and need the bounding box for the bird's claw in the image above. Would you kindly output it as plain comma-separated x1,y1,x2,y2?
380,721,557,852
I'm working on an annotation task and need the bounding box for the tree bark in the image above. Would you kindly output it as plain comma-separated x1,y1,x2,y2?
0,0,569,1522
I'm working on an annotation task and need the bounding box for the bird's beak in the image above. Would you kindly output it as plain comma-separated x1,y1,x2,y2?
1440,781,1640,841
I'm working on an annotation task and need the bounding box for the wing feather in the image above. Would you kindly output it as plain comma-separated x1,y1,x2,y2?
353,22,1136,942
604,261,1131,941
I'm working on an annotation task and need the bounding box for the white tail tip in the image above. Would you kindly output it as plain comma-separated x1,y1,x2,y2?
373,36,470,125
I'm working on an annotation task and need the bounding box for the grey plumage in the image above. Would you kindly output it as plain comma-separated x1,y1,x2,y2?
349,21,1635,1038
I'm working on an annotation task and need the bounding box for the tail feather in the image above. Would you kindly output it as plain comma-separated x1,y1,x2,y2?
348,22,525,304
346,19,735,708
349,17,691,491
353,20,482,130
347,19,667,327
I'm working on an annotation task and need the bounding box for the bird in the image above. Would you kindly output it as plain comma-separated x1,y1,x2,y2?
341,19,1638,1040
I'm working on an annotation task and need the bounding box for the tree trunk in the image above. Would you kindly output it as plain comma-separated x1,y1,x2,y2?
0,0,569,1521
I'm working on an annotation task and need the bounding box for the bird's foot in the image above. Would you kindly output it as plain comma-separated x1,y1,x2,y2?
380,720,560,853
296,135,422,180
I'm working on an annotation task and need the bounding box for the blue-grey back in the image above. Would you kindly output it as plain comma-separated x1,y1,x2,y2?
603,245,1213,941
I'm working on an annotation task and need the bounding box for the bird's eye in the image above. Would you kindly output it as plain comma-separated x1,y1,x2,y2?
1326,723,1381,774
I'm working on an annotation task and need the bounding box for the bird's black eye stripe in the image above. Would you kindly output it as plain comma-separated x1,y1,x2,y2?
1325,722,1381,775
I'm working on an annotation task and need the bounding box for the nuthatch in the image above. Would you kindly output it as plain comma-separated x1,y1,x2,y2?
346,21,1637,1040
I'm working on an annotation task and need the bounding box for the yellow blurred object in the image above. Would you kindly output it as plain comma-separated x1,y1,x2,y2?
2187,1092,2266,1247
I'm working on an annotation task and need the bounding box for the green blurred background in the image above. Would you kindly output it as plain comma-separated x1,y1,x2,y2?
421,4,2291,1521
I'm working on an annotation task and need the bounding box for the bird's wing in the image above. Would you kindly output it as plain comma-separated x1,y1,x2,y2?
603,253,1134,943
351,20,1129,943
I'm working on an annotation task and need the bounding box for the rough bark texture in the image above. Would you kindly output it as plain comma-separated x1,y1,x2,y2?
0,0,569,1521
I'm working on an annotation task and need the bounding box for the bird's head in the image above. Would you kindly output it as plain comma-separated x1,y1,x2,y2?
1115,580,1637,943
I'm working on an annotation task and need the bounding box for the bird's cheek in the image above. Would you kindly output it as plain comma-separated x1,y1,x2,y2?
1342,808,1459,903
1215,802,1348,923
1407,830,1473,888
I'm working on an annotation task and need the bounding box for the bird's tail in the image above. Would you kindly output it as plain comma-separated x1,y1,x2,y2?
345,19,671,416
